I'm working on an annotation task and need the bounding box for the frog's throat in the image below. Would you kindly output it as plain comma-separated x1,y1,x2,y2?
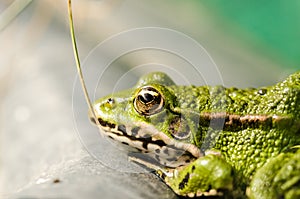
91,117,203,168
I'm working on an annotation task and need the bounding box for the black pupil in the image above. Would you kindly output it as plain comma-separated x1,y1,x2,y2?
139,93,154,103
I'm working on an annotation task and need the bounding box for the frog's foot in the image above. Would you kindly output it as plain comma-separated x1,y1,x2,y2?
248,148,300,199
162,154,234,198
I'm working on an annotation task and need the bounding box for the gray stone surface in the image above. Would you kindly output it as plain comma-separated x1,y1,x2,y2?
0,2,178,198
12,155,176,199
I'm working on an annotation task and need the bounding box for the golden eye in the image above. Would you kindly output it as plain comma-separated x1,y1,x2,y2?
134,86,164,116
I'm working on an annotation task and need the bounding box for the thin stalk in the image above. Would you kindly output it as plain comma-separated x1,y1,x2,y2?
67,0,101,127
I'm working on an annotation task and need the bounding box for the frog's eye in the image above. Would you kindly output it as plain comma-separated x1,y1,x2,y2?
134,86,164,116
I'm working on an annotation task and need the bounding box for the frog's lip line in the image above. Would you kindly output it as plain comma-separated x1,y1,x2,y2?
90,117,203,159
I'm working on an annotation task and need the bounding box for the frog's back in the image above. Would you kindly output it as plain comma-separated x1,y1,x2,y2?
170,71,300,180
255,71,300,119
171,71,299,118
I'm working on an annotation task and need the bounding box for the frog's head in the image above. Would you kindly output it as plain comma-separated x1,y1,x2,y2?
89,72,202,168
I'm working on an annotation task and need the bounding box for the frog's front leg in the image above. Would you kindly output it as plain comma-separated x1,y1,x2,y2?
161,153,234,197
248,148,300,199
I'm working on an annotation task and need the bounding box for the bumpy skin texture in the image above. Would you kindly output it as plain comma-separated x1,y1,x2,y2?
92,71,300,198
171,72,300,182
248,148,300,199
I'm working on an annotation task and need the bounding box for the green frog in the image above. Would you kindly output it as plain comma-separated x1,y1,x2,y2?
89,71,300,198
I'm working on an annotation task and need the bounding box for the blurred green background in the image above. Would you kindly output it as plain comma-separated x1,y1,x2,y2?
201,0,300,69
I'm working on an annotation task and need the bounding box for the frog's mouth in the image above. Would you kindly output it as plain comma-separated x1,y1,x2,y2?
89,116,202,168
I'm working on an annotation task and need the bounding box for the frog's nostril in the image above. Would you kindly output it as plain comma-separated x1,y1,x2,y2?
107,98,114,104
104,98,115,109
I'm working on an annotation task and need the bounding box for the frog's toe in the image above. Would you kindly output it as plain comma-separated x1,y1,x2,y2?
165,154,234,197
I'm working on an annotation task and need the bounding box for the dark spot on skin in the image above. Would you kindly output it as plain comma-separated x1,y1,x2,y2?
178,173,190,190
108,136,114,140
155,149,160,154
177,131,190,138
231,169,234,177
131,127,140,136
98,118,108,127
191,165,195,171
258,88,267,95
185,159,191,163
206,185,212,192
117,125,127,135
155,155,160,161
167,145,178,150
139,136,152,150
121,142,129,145
107,122,116,129
166,157,177,162
159,172,166,180
153,140,166,147
93,118,116,128
53,179,61,183
163,148,169,155
242,103,248,111
89,117,96,124
175,150,184,156
142,141,148,150
141,134,152,139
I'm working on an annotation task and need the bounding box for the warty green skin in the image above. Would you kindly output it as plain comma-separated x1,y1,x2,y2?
91,71,300,198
